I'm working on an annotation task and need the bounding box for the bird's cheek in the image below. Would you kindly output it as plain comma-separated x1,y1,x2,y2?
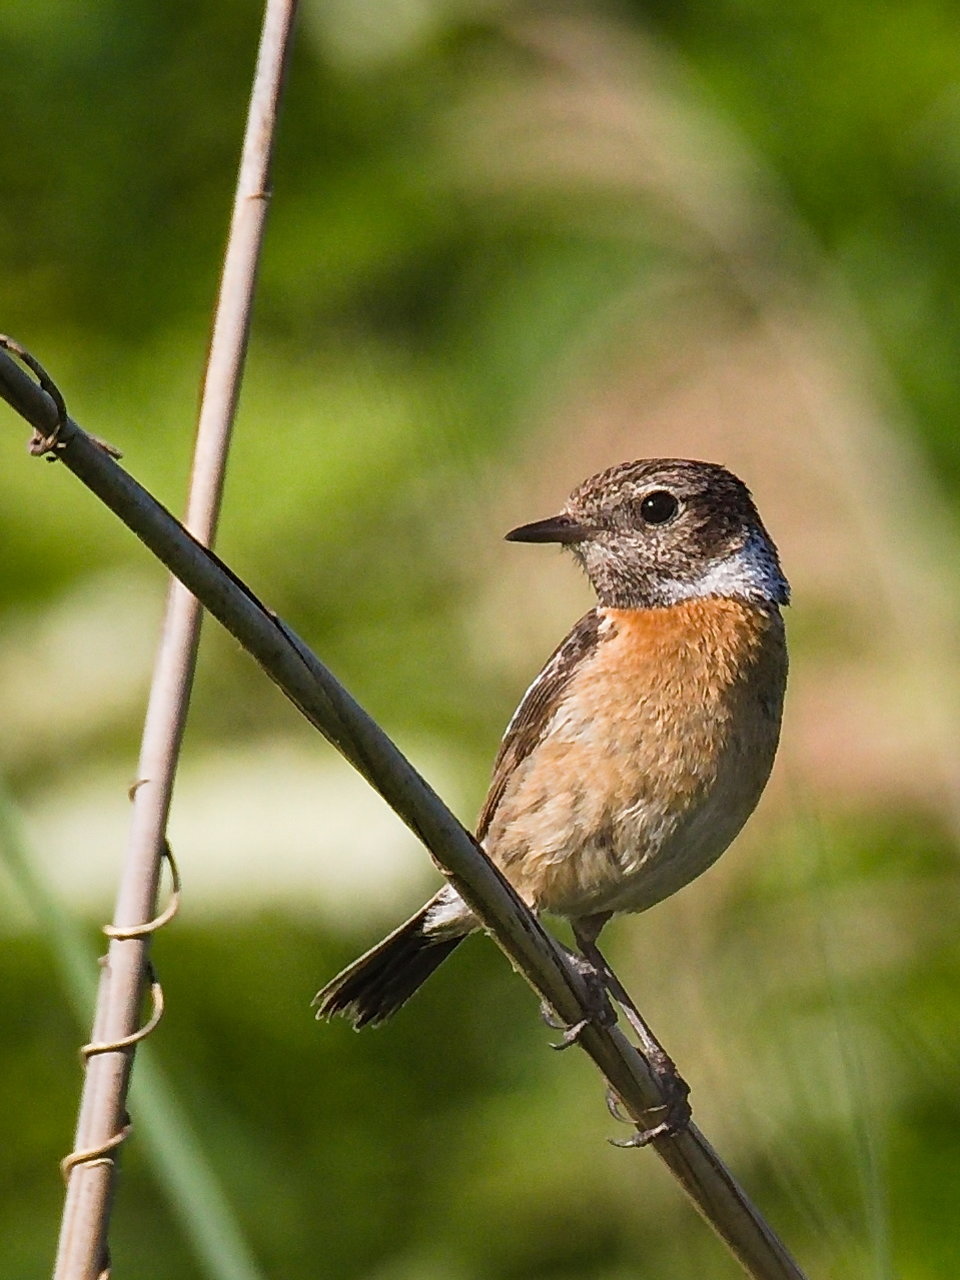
581,538,622,571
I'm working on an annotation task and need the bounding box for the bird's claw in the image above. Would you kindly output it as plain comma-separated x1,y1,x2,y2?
550,1015,592,1050
540,997,615,1050
605,1085,633,1124
608,1115,677,1147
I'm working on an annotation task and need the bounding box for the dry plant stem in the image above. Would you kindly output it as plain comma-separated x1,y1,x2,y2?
0,353,806,1280
50,3,299,1277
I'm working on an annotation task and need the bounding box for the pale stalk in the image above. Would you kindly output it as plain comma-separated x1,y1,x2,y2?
48,2,299,1276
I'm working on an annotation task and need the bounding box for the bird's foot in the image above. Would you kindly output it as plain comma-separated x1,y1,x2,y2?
606,1068,691,1147
540,963,616,1050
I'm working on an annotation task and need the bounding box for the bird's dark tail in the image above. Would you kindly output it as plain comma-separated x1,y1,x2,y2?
313,905,465,1028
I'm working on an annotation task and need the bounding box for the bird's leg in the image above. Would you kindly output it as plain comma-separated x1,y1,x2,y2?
572,917,691,1142
571,917,671,1066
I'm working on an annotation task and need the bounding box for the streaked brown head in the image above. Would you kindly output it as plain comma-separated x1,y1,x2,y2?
506,458,789,610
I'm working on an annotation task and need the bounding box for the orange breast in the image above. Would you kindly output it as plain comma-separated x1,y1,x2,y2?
484,599,787,918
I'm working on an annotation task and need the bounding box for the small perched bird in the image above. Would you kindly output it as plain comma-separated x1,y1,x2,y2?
315,458,789,1033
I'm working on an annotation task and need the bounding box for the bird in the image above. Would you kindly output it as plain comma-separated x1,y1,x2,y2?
314,458,789,1041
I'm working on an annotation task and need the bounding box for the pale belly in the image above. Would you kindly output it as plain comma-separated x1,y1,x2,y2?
485,721,779,919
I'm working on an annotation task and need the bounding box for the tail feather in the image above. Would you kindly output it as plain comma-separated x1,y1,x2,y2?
313,906,465,1028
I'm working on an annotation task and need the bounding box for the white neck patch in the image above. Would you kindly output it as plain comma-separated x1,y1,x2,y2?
659,528,789,606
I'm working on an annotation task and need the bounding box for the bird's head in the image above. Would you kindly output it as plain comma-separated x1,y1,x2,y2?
506,458,789,610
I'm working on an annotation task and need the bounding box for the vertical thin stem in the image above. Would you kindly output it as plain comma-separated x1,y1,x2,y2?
53,4,298,1277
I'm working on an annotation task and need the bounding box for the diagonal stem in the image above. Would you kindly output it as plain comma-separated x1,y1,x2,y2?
0,341,808,1280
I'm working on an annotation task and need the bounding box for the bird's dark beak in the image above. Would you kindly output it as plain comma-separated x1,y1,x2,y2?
504,513,589,544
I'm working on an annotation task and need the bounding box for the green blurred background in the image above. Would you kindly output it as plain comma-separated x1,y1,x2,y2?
2,1,960,1276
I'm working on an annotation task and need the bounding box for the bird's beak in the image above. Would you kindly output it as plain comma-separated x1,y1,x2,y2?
504,513,589,544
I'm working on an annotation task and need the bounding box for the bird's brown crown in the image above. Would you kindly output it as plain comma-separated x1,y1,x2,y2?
506,458,789,611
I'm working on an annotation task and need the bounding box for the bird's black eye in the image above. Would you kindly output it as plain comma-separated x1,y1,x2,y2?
639,490,679,525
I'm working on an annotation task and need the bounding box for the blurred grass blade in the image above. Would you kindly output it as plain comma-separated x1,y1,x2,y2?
0,777,266,1280
802,809,893,1280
